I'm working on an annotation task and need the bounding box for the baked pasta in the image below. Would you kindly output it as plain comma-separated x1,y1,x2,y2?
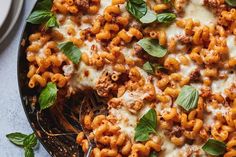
24,0,236,156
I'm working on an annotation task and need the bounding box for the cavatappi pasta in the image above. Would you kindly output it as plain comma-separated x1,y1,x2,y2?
25,0,236,156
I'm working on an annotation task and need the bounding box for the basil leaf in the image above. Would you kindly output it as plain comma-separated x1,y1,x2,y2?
126,1,147,19
23,133,38,148
163,0,171,3
140,10,157,24
152,63,164,70
27,10,52,24
24,147,34,157
27,10,58,29
143,62,155,74
6,132,27,146
35,0,52,11
58,42,82,64
134,109,157,142
225,0,236,6
143,62,164,74
156,13,176,23
149,151,158,157
137,38,167,58
175,85,199,112
39,82,58,110
45,15,59,28
202,139,226,156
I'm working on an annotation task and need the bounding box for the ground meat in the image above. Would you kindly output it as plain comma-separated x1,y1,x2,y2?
204,0,227,15
177,35,192,44
170,126,184,137
201,88,211,98
108,98,122,108
76,0,89,10
96,72,117,97
189,68,201,82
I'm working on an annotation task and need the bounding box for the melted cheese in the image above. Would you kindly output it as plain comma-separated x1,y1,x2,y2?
227,35,236,58
159,141,207,157
185,0,216,25
159,137,176,157
211,73,236,96
110,107,137,139
109,105,151,140
98,0,112,14
205,105,230,126
69,62,111,90
168,54,197,78
180,60,197,77
122,90,148,105
165,23,184,40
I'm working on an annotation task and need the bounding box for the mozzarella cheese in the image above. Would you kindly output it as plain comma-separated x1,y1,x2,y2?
185,0,216,25
227,35,236,58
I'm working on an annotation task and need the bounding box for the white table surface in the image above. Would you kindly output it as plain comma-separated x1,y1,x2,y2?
0,0,49,156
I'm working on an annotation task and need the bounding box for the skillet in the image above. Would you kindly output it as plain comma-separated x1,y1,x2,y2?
17,1,84,156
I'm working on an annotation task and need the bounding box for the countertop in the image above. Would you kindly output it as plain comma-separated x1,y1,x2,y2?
0,0,49,156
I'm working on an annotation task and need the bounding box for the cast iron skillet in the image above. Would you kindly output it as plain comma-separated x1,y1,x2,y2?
17,1,84,156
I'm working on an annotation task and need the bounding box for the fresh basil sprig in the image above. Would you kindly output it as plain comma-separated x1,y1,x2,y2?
126,0,147,20
58,42,82,64
225,0,236,7
27,10,58,28
156,13,176,24
134,109,158,142
27,0,58,28
39,82,58,110
137,38,167,58
6,132,38,157
202,139,226,156
175,85,199,112
143,61,164,74
27,11,53,24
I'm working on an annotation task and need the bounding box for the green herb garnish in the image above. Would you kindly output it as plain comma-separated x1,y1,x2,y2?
6,132,38,157
134,109,158,142
149,151,158,157
202,139,226,156
143,61,164,74
140,10,157,24
35,0,53,11
225,0,236,7
126,0,147,20
175,85,199,112
156,13,176,24
137,38,167,58
6,132,28,146
27,0,58,28
58,42,82,64
39,82,58,110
